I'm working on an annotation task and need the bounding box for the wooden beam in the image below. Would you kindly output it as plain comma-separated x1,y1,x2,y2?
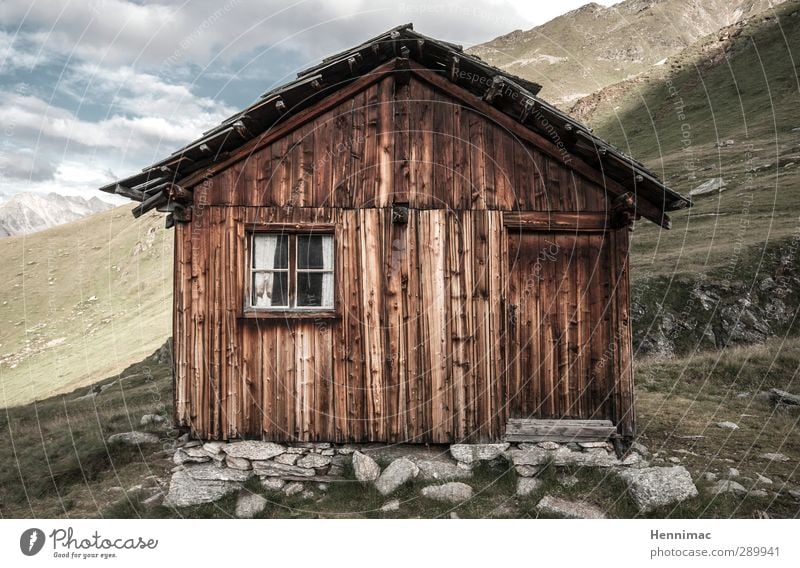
407,61,671,228
113,184,144,201
504,418,616,443
503,211,611,232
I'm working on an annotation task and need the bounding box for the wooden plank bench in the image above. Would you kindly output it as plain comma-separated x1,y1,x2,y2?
504,418,617,443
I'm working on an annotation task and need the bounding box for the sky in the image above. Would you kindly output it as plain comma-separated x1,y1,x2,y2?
0,0,612,201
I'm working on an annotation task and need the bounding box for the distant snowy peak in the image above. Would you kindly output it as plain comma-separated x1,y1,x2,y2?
0,192,114,237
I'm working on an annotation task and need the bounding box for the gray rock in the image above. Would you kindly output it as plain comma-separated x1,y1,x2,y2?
202,442,226,455
297,453,331,469
703,472,718,482
352,451,381,482
748,489,769,498
515,465,542,477
283,482,304,496
631,441,650,457
140,414,166,426
617,466,698,513
788,489,800,500
536,441,561,450
375,458,419,495
225,456,252,470
321,449,335,456
285,447,306,454
261,478,286,491
173,447,212,465
450,443,509,465
710,480,747,495
668,457,681,464
690,178,726,197
141,493,163,508
380,499,401,512
510,446,619,468
223,441,285,461
727,467,740,478
163,470,240,508
756,474,773,485
235,492,267,518
184,463,253,482
416,457,472,481
760,453,790,462
536,495,606,519
108,431,160,445
274,453,300,465
252,461,315,477
183,440,202,448
337,445,357,455
516,477,543,497
716,421,739,430
578,441,612,450
420,482,474,503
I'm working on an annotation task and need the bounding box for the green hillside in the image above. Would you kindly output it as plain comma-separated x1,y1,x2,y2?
572,0,800,277
0,206,172,407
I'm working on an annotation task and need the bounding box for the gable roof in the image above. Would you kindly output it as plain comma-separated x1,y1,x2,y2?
99,23,692,226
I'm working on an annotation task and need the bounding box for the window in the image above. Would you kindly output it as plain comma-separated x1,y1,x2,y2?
249,232,334,311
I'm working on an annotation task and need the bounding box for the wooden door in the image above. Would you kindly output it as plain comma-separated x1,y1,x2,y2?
506,231,616,422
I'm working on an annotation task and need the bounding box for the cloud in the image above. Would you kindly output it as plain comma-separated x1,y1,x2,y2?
0,0,534,71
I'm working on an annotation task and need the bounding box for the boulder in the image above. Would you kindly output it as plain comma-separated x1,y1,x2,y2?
202,442,226,455
536,495,606,519
251,461,315,478
617,466,698,513
108,431,160,445
163,470,240,508
516,477,543,497
352,451,381,482
223,441,285,461
297,453,331,469
375,458,419,495
420,482,474,503
450,443,509,464
235,492,267,518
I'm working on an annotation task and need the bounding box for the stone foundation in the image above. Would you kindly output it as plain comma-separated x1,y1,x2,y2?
163,438,659,509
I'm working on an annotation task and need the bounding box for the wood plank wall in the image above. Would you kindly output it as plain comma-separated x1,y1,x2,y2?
172,74,636,442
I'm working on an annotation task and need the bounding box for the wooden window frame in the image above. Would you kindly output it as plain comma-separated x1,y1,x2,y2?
242,223,338,320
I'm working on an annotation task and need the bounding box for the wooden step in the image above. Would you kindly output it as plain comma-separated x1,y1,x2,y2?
504,418,616,443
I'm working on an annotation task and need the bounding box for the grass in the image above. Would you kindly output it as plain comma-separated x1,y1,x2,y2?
1,339,797,519
0,206,172,407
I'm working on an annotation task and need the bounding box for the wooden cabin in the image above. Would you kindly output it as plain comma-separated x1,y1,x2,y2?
101,25,691,447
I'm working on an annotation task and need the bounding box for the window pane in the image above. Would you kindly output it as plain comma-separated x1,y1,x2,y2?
297,234,332,269
252,271,288,307
253,234,288,269
297,272,322,306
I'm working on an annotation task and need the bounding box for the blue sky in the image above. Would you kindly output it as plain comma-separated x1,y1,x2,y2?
0,0,611,200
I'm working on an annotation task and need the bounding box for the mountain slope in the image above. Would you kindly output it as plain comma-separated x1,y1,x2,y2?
469,0,787,107
0,206,172,407
566,0,800,355
0,192,114,237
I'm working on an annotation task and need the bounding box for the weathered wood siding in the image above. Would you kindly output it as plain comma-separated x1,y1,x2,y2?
173,74,635,442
